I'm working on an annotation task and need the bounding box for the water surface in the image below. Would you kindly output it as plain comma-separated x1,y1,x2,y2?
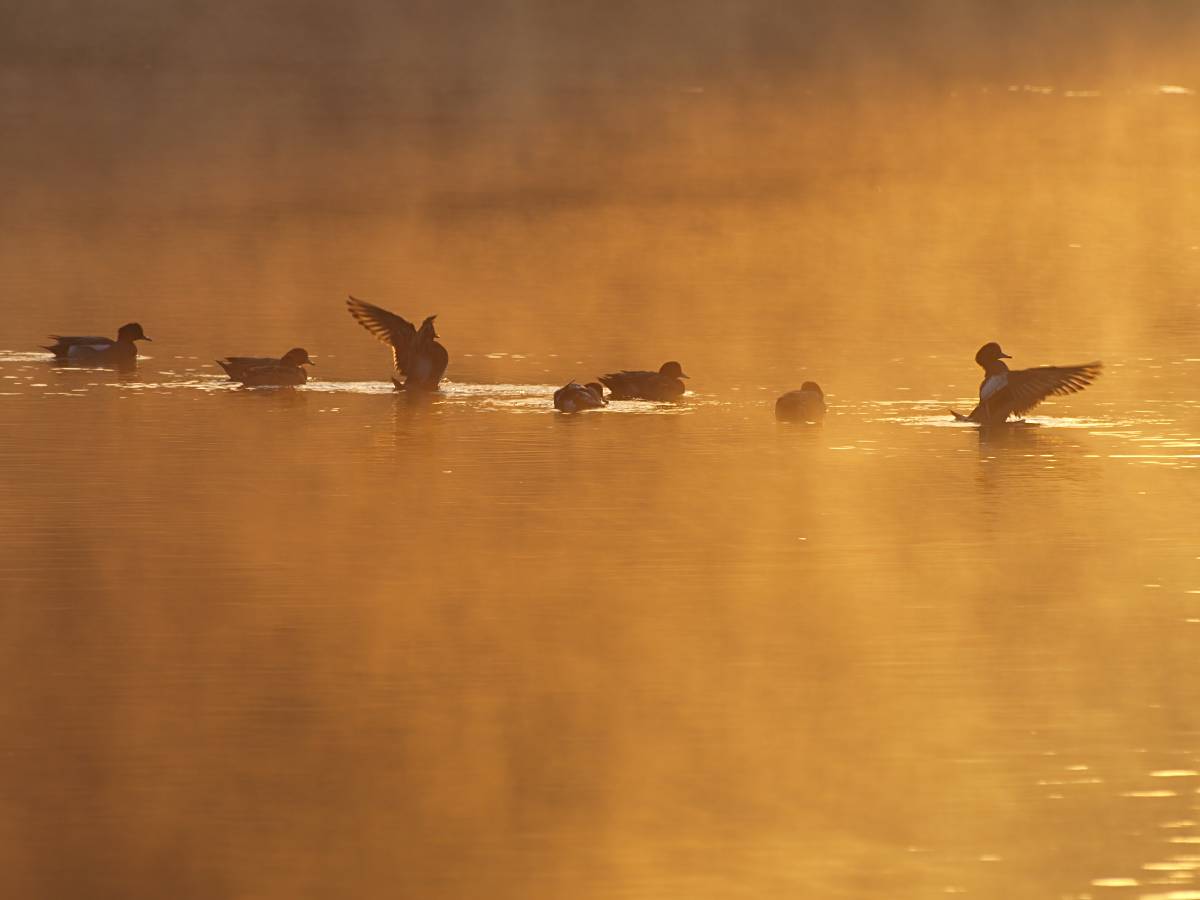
3,73,1200,900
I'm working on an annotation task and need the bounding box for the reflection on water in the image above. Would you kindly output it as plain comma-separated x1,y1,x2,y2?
5,67,1200,900
3,339,1200,900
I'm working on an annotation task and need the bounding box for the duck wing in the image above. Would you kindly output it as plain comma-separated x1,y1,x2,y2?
346,296,417,374
554,382,601,411
553,382,581,411
218,356,280,380
990,362,1102,418
554,381,588,410
44,335,115,354
598,370,654,399
239,363,306,386
221,355,278,367
48,335,114,346
775,390,825,421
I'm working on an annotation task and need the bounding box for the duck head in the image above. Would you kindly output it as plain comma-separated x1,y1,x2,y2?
975,342,1011,367
658,361,688,379
418,315,439,341
800,381,824,397
584,382,606,400
118,323,151,342
282,347,314,366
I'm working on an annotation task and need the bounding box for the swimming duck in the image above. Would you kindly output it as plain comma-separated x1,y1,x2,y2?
217,347,313,386
598,361,688,401
346,295,448,391
775,382,826,421
951,342,1101,426
43,322,151,366
553,381,606,412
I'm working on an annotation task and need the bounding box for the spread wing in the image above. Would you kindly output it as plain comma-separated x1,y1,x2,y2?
346,296,416,373
999,362,1102,417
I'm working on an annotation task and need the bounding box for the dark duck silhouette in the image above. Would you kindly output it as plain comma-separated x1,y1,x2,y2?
346,295,448,391
775,382,826,422
43,322,151,367
598,361,688,401
217,347,314,386
951,342,1101,426
553,381,606,413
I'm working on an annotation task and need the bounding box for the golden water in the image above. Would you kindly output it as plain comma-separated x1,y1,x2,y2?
3,50,1200,900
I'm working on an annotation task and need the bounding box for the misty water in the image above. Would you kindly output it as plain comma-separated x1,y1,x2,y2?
5,46,1200,900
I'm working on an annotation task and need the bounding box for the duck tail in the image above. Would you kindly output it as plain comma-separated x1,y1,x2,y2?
949,409,971,422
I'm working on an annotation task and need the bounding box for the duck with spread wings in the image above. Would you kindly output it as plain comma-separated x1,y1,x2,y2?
346,295,448,391
951,342,1101,426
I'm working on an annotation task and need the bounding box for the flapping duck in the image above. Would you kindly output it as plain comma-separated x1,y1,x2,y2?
951,342,1101,425
347,296,448,391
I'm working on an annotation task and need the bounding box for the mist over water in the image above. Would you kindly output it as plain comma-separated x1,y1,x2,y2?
4,4,1200,899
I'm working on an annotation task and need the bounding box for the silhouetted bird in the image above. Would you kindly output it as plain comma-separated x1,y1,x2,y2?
951,342,1101,425
43,322,151,366
775,382,826,421
553,381,606,412
217,348,313,386
346,296,448,391
598,361,688,401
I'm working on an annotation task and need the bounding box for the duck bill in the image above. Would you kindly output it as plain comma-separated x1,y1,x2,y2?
998,353,1010,359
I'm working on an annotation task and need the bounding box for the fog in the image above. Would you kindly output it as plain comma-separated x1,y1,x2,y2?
4,5,1200,899
7,1,1200,218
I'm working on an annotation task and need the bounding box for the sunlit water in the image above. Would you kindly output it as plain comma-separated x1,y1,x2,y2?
4,80,1200,900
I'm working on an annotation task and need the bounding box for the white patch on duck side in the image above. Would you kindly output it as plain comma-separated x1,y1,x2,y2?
67,344,109,357
980,372,1008,400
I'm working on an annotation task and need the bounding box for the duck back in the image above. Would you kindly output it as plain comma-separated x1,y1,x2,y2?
775,386,826,422
599,370,685,401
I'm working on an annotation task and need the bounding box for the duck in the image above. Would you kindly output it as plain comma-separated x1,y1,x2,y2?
347,295,448,391
950,342,1101,426
775,382,826,421
553,381,606,413
217,347,313,386
598,361,688,401
43,322,151,367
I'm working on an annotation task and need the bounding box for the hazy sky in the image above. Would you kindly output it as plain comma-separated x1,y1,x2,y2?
6,1,1200,85
5,1,1200,219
